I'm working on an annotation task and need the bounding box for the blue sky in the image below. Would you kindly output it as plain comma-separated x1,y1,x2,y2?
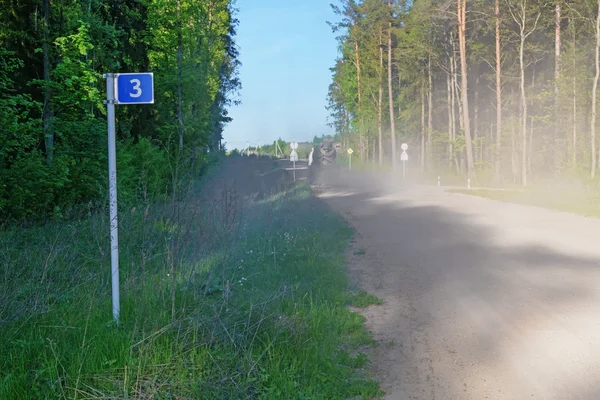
223,0,339,150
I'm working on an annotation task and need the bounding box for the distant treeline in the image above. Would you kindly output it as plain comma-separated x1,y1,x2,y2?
232,135,336,158
328,0,600,186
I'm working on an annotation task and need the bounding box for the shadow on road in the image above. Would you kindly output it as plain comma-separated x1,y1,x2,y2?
313,167,600,400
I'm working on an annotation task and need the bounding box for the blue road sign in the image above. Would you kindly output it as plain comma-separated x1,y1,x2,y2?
115,73,154,104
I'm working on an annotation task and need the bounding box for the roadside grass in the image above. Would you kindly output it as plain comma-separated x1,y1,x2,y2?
345,290,384,308
0,179,383,399
448,188,600,218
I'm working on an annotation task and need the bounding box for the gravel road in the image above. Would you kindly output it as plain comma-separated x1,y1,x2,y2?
314,168,600,400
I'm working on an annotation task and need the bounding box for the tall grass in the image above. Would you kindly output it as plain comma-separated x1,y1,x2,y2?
0,178,382,398
449,186,600,218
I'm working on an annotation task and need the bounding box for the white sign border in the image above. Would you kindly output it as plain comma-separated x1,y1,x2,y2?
114,72,155,105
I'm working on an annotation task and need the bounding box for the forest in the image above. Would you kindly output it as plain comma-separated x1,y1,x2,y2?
327,0,600,186
0,0,240,222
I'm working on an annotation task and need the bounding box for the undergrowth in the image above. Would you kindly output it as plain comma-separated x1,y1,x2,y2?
0,177,382,399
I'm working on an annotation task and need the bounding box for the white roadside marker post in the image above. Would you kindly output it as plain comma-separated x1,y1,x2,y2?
104,74,120,323
347,148,353,171
400,143,409,181
103,72,154,324
290,140,299,182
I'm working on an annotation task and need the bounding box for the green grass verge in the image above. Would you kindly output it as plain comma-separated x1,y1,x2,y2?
0,183,383,399
345,290,384,308
448,188,600,218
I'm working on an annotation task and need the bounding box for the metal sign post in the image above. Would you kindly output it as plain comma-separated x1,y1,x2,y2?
103,72,154,324
290,140,299,181
104,74,120,324
347,148,353,171
400,143,408,181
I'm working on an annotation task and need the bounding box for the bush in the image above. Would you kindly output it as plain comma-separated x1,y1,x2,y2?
116,138,172,204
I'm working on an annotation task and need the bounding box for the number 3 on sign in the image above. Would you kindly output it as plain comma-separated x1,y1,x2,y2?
130,79,142,98
115,73,154,104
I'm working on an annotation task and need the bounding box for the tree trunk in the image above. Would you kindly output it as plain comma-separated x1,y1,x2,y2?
177,0,184,152
373,138,376,161
511,87,518,183
398,70,402,119
573,23,577,167
453,42,465,172
573,84,577,166
489,124,494,163
447,73,453,165
529,68,536,175
450,64,457,142
495,0,502,179
457,0,475,177
529,116,534,174
355,40,362,105
555,1,561,90
450,50,459,173
379,38,384,167
591,0,600,178
360,135,365,162
519,31,528,186
510,2,540,185
474,74,480,162
554,0,561,171
427,56,433,169
452,37,463,134
421,84,426,171
388,0,397,170
354,39,364,163
43,0,53,165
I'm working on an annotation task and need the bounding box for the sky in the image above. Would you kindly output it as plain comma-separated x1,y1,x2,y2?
223,0,339,151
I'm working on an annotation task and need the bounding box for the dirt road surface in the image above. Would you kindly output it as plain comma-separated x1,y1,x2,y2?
314,168,600,400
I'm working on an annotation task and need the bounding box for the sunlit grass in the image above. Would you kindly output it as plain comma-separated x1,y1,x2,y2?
449,188,600,218
0,183,383,398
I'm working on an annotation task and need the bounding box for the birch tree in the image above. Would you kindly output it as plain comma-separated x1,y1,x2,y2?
507,0,541,186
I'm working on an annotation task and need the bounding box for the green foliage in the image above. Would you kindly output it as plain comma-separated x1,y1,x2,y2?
0,181,382,398
0,0,240,221
0,50,43,217
116,138,172,204
253,138,293,158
